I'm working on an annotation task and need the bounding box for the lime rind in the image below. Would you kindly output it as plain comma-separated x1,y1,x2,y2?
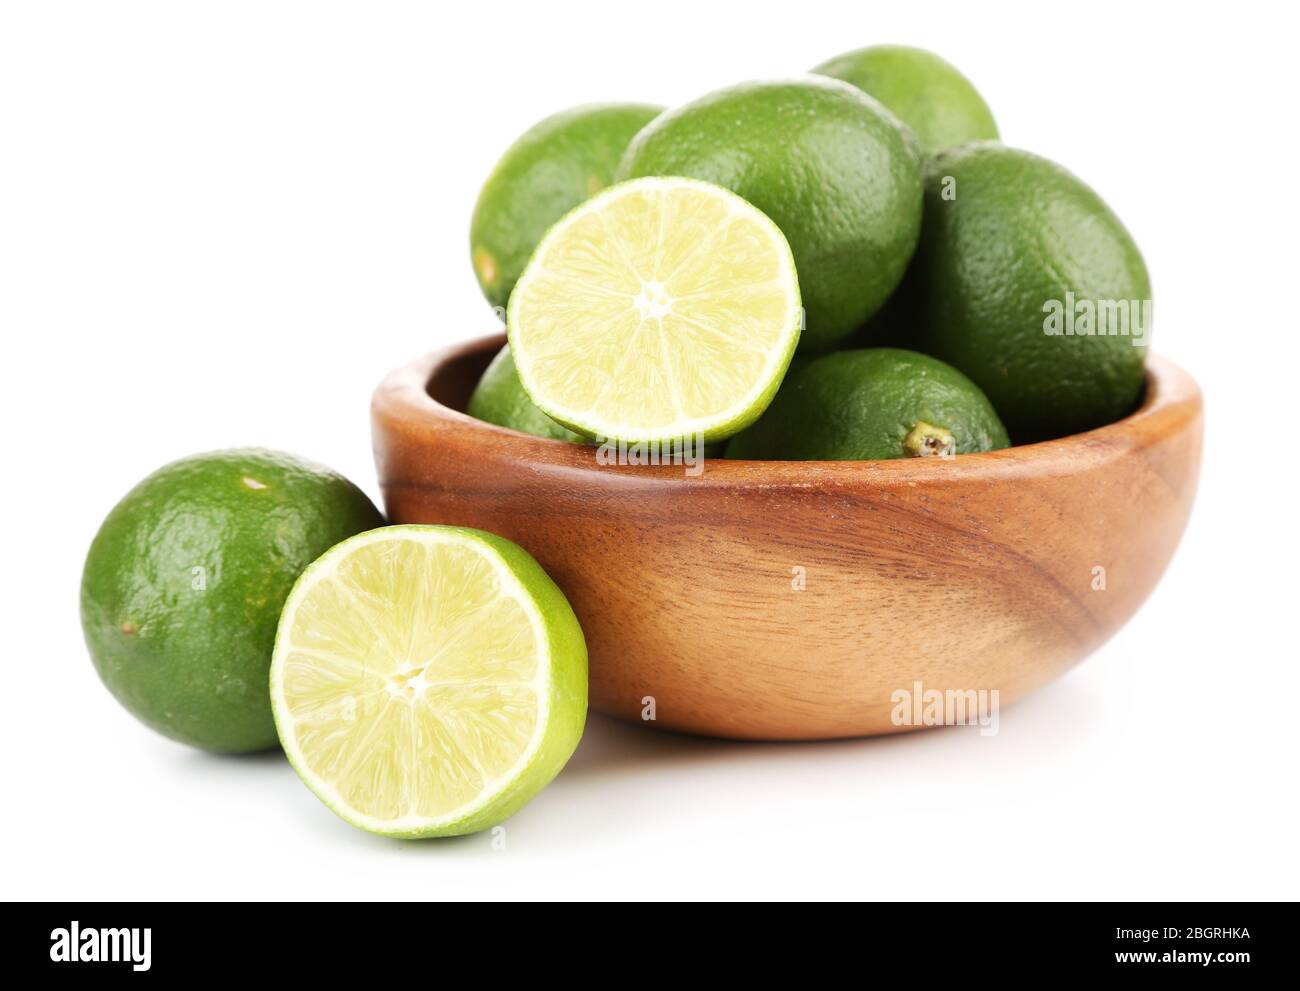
507,176,802,445
269,524,587,839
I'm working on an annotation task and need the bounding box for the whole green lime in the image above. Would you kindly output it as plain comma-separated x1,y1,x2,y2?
468,345,585,442
81,449,385,752
616,77,922,352
726,348,1008,460
903,143,1151,441
812,44,998,158
470,103,663,310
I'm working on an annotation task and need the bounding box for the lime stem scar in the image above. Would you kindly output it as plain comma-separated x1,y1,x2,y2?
903,421,956,458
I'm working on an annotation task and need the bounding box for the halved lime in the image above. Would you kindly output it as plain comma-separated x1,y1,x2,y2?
270,525,587,838
507,176,802,444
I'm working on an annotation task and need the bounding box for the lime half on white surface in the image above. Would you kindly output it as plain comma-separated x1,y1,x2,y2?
270,525,587,838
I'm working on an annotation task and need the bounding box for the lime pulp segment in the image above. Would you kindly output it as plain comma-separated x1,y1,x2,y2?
507,176,802,443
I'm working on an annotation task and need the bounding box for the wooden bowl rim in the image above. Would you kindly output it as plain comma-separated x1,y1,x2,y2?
373,333,1202,486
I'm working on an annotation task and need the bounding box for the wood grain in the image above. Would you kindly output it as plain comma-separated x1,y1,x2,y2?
372,334,1203,740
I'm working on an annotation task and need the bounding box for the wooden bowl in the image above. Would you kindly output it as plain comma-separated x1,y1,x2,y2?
372,334,1202,740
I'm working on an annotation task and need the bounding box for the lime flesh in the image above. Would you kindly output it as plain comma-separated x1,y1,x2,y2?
507,176,801,445
270,525,587,838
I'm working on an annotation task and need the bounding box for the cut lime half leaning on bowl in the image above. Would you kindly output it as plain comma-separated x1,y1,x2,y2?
507,176,802,444
270,525,587,838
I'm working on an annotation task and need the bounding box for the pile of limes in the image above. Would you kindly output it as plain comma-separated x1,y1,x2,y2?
83,44,1154,840
470,43,1150,454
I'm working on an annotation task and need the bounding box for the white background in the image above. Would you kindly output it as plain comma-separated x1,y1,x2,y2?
3,1,1297,901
